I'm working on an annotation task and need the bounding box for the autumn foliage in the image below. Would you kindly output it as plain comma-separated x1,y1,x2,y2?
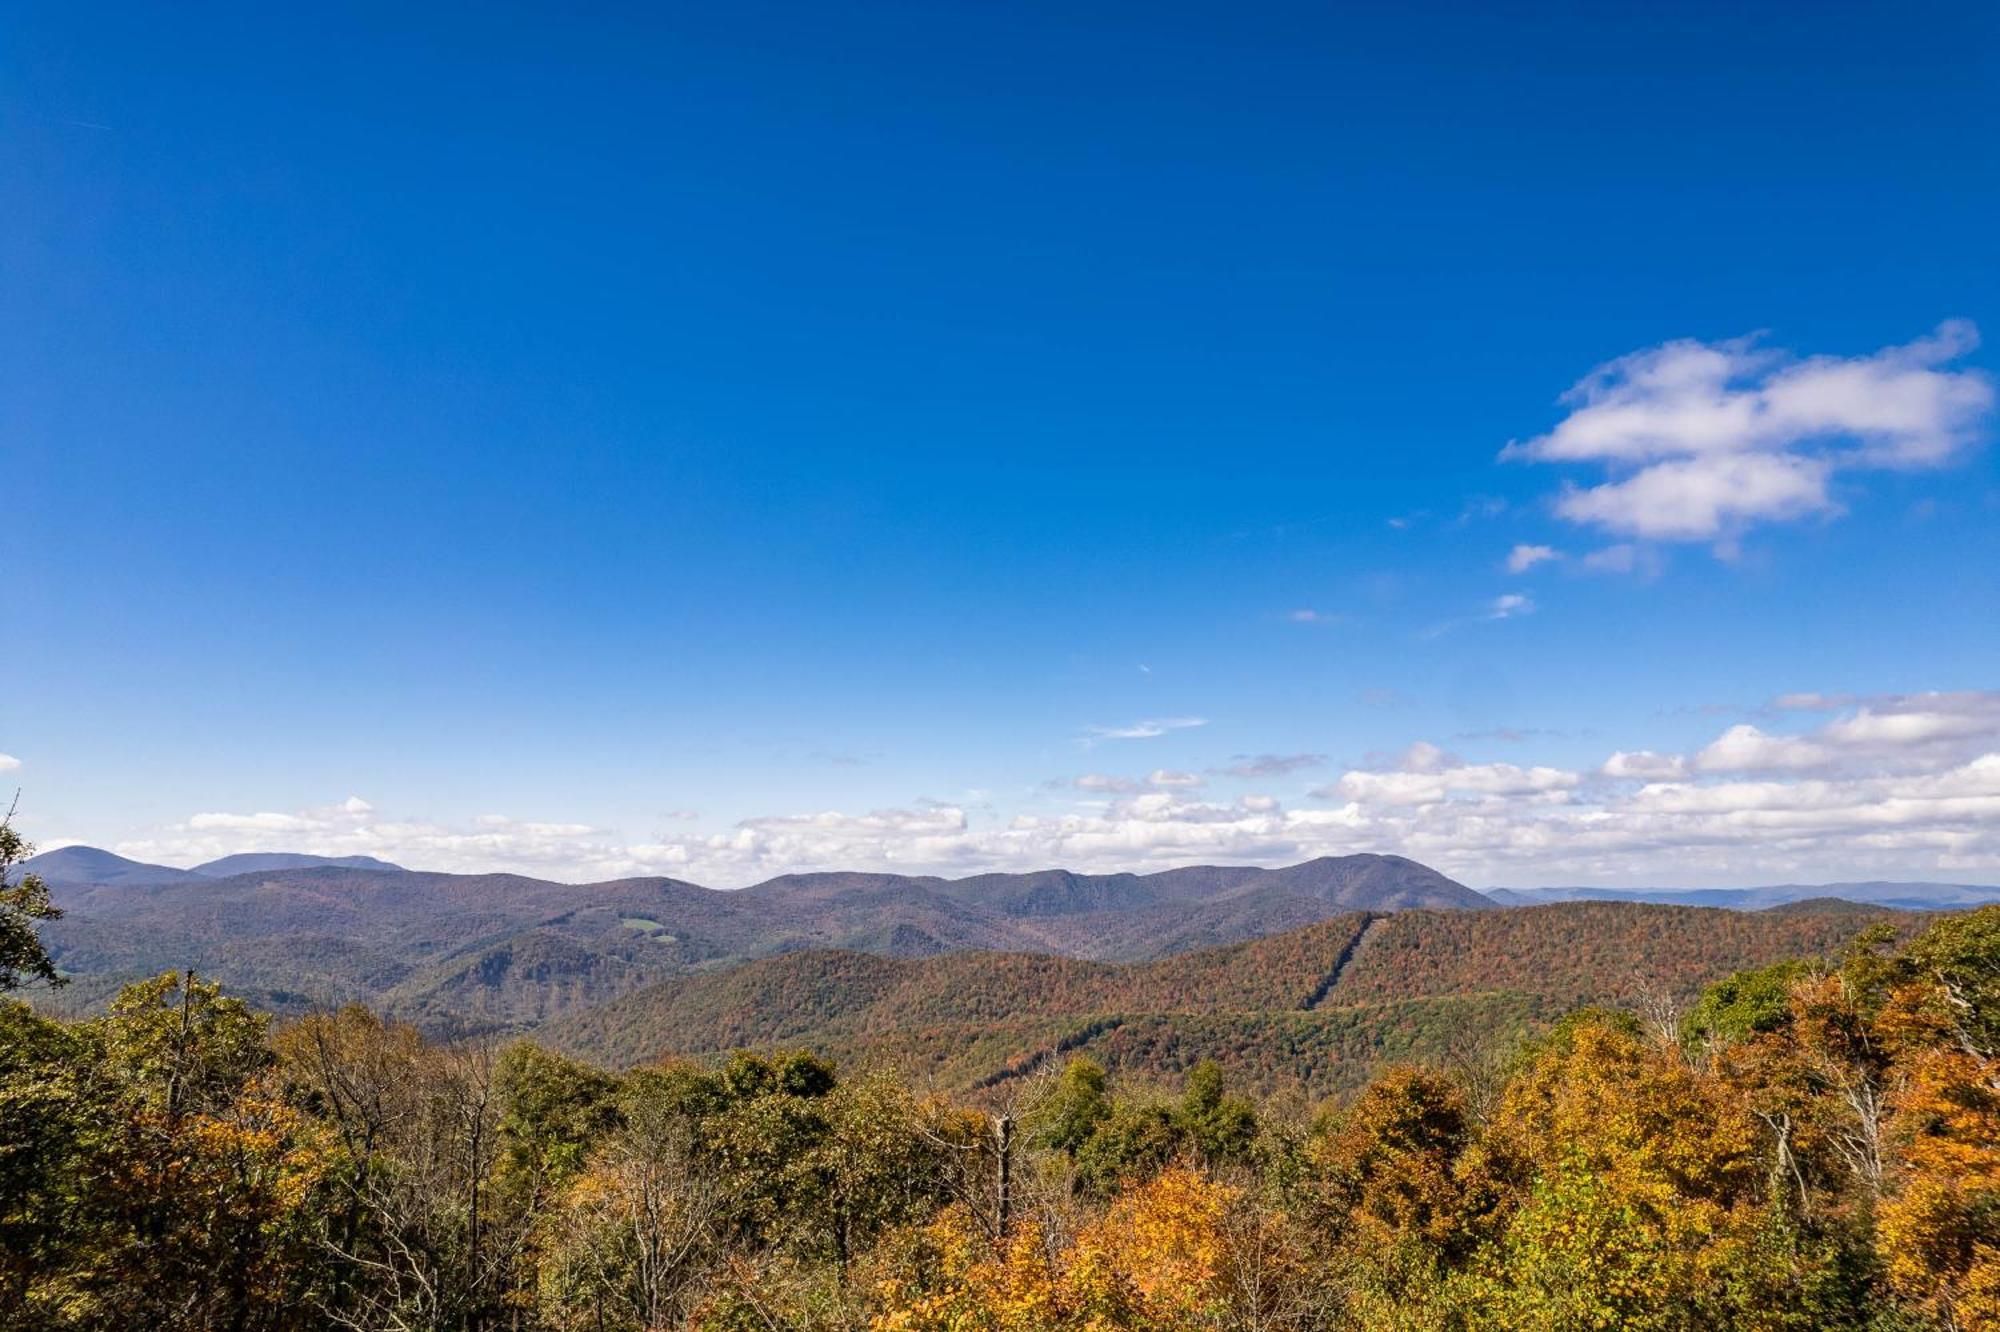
1,906,1998,1329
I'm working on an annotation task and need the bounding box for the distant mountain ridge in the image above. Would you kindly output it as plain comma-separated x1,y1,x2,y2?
191,852,406,876
1484,881,2000,912
17,846,208,886
20,846,406,884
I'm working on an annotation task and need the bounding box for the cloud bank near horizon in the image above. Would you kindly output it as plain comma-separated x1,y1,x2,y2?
91,689,2000,889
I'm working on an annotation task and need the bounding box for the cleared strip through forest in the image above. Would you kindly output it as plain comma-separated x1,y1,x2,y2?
1300,913,1383,1011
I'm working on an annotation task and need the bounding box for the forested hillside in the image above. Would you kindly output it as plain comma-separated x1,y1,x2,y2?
544,903,1919,1096
5,896,1997,1329
32,853,1483,1029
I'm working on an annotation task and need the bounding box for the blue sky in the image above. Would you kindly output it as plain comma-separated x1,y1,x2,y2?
6,1,1998,886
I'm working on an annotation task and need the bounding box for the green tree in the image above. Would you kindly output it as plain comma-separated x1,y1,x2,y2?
1898,904,2000,1058
1683,960,1812,1053
69,972,327,1331
0,814,62,992
1031,1055,1112,1155
0,1001,114,1323
1174,1059,1257,1166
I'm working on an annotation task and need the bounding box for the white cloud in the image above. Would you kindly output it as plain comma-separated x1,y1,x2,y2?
0,753,19,773
1601,750,1688,781
1427,594,1538,639
103,691,2000,887
1318,743,1581,807
1070,769,1207,794
1506,544,1562,573
1696,724,1831,773
1558,452,1833,543
1082,716,1208,743
1695,692,2000,775
1508,322,1993,544
189,810,320,832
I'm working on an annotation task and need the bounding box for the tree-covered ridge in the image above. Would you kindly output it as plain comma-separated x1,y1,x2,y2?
3,907,1998,1329
541,903,1912,1093
1327,900,1922,1011
34,854,1486,1032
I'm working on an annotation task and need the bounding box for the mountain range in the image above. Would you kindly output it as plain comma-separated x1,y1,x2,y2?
25,850,1484,1028
18,844,1962,1095
22,845,406,885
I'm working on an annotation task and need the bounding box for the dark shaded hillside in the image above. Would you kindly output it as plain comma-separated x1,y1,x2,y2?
540,902,1917,1096
38,854,1483,1030
22,845,204,886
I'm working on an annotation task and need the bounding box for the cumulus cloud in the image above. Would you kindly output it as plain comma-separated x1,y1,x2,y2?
1560,453,1832,543
1508,322,1993,545
1082,716,1208,743
0,753,20,773
1688,693,2000,775
1320,745,1581,807
1601,750,1688,781
1696,724,1832,773
1506,544,1562,573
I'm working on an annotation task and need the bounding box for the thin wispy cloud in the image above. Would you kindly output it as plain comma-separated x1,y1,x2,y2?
1216,753,1327,778
1578,543,1662,576
1424,593,1535,639
1081,716,1208,744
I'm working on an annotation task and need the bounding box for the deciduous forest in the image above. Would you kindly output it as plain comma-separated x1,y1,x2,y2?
5,819,1999,1330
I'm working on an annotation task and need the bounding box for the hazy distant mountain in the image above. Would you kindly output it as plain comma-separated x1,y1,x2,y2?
193,852,406,876
18,845,205,886
35,852,1486,1030
1483,881,2000,912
